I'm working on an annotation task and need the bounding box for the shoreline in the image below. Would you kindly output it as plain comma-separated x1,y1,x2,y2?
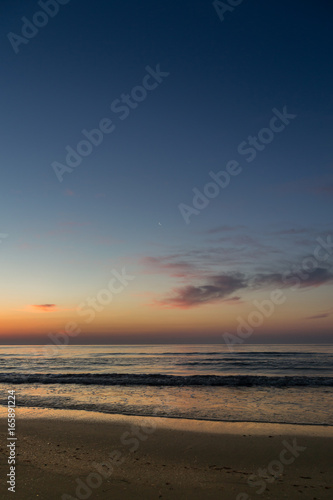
1,405,333,430
1,408,333,499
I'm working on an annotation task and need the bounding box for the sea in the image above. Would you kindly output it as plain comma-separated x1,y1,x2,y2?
0,344,332,425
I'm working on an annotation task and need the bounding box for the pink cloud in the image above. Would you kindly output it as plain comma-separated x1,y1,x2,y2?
140,256,198,279
154,274,247,309
21,304,76,313
64,189,75,196
30,304,58,312
306,313,330,320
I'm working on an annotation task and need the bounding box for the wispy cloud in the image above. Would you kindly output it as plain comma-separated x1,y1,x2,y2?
64,189,75,196
140,256,198,278
142,226,333,309
154,273,247,308
204,225,246,234
20,304,76,313
252,268,333,289
31,304,57,312
312,184,333,195
306,313,330,320
271,228,309,236
276,175,333,197
151,265,333,309
305,307,333,320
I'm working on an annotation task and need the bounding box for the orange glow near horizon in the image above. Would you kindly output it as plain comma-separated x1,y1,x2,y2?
2,283,332,343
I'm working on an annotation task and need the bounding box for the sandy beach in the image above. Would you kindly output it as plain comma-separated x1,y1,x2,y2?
0,408,332,499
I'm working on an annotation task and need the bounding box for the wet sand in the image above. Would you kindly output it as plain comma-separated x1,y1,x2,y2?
0,408,332,499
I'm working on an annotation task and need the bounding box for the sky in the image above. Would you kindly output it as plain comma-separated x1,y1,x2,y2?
0,0,332,344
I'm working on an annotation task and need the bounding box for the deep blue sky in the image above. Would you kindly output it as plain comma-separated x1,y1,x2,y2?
1,0,332,343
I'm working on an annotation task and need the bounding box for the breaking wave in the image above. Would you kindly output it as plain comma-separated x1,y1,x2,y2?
1,372,333,387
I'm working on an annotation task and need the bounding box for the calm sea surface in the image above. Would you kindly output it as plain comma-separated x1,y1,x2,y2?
0,344,332,425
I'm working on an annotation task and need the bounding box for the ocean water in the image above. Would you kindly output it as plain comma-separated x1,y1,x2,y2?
0,344,332,425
